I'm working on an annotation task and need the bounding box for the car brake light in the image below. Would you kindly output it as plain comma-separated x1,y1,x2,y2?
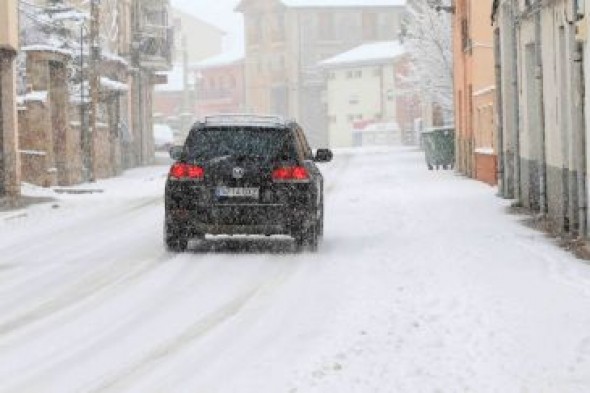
272,166,309,182
169,163,204,180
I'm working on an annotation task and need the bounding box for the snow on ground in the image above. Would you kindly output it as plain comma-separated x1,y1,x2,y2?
1,147,590,392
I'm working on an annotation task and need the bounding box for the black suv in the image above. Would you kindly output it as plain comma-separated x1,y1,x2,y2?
164,115,333,252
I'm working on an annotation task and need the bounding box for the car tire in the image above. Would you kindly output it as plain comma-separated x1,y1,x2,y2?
318,201,324,242
164,220,189,252
294,219,319,253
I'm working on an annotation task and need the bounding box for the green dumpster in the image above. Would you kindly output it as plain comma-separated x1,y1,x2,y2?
421,127,455,170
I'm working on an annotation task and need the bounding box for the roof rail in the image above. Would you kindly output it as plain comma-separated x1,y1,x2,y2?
203,114,289,127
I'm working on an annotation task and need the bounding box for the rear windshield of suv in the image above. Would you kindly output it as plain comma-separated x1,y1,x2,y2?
184,127,298,163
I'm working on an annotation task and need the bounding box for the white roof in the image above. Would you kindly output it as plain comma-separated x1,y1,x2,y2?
100,77,128,92
195,48,245,69
320,41,406,67
280,0,405,7
155,64,185,93
153,124,175,146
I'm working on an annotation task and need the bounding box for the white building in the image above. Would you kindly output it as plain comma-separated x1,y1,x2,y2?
492,0,587,237
319,41,406,148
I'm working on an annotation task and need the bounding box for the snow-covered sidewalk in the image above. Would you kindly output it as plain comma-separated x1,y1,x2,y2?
1,147,590,393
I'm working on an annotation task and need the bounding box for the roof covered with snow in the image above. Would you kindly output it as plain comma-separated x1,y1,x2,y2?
320,41,406,68
155,64,185,93
100,77,128,92
22,45,73,57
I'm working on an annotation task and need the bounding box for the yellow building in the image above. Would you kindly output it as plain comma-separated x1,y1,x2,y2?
320,41,406,148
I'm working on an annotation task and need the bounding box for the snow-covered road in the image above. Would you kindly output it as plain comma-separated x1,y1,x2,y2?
2,147,590,393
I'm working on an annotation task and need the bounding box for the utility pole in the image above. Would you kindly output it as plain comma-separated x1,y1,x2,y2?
87,0,101,181
181,34,191,134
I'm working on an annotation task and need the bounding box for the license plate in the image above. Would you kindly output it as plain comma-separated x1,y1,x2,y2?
215,187,260,199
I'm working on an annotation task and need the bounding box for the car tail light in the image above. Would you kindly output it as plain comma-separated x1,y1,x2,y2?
169,163,204,180
272,166,310,182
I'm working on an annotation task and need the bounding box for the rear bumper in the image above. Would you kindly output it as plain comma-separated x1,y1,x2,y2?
165,181,317,236
167,203,309,236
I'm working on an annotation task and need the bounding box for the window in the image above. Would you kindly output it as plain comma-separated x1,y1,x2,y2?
186,128,296,162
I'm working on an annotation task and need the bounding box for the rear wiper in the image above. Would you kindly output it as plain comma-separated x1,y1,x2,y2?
208,154,233,164
235,154,265,162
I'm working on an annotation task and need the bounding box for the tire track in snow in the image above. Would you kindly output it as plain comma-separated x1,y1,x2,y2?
83,261,297,393
0,195,163,295
88,290,261,393
0,196,163,267
0,154,353,393
61,157,354,393
1,243,298,391
0,253,205,392
0,251,171,339
0,198,167,339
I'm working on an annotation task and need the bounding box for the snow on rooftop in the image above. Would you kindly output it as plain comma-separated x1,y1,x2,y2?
320,41,406,67
100,77,128,92
195,48,245,69
280,0,406,7
49,9,88,22
102,51,130,67
22,45,72,57
155,64,185,93
17,91,49,106
153,124,175,147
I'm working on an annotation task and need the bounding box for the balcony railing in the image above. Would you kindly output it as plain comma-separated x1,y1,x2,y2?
134,25,173,71
134,1,173,71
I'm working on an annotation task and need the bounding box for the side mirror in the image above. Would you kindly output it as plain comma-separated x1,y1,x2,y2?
169,146,183,161
314,149,333,163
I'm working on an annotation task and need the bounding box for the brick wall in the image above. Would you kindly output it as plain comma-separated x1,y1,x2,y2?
18,101,57,187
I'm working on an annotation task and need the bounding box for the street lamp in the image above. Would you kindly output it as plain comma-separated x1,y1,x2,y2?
189,70,203,119
77,21,92,181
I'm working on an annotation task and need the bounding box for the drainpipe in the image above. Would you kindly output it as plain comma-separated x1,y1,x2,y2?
511,0,522,202
494,27,505,196
534,0,547,214
570,0,587,237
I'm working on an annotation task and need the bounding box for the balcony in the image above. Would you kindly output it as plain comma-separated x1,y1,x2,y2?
134,1,173,71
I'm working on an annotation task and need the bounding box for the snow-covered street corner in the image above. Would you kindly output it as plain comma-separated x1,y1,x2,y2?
1,148,590,392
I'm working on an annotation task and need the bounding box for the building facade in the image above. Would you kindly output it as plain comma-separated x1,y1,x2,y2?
0,0,21,198
236,0,406,147
13,0,173,189
153,50,245,142
453,0,497,185
195,50,246,116
153,11,225,140
493,0,587,236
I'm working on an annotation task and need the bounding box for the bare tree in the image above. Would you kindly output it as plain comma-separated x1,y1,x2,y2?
401,0,454,124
